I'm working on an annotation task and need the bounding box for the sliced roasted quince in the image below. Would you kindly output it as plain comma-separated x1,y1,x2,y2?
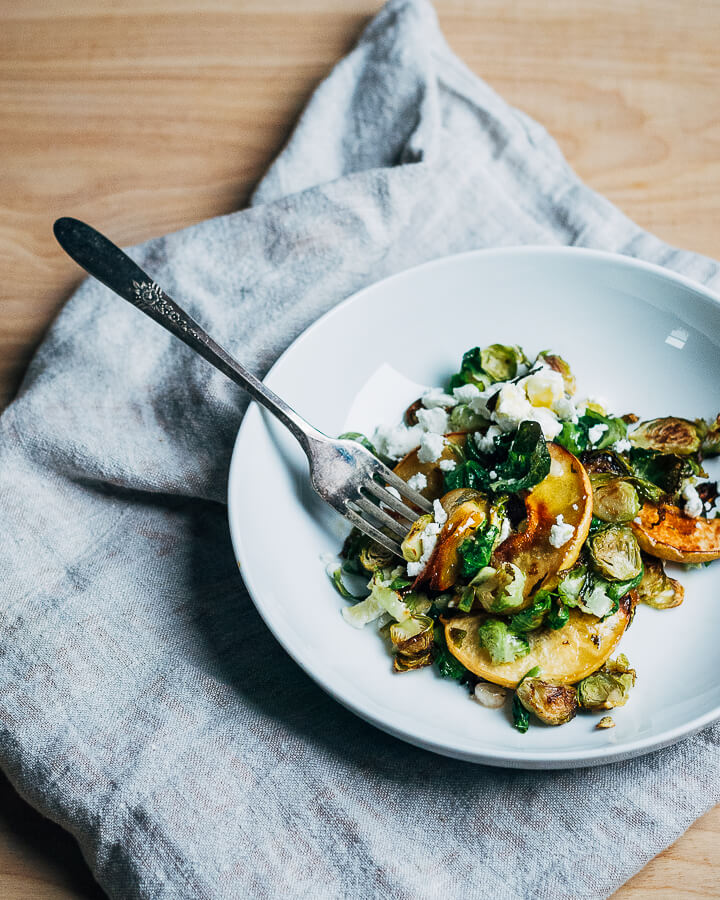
631,503,720,564
423,489,489,591
492,443,593,596
393,433,466,500
443,595,634,688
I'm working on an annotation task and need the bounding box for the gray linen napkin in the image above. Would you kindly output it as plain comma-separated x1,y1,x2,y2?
2,1,719,898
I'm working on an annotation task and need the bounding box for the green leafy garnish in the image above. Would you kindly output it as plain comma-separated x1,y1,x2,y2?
445,421,551,495
628,448,693,497
433,624,469,681
509,591,553,633
458,520,500,578
556,409,627,455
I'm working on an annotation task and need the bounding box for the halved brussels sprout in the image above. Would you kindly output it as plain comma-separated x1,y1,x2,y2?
591,477,640,523
341,529,395,574
391,615,434,672
588,525,642,582
516,677,578,725
696,415,720,456
448,404,488,433
442,594,633,687
630,417,700,456
577,655,636,710
480,343,527,382
636,555,684,609
536,351,576,395
401,514,433,563
631,502,720,564
469,563,527,613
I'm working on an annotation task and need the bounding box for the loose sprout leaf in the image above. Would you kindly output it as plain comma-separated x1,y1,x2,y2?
389,575,413,591
547,599,570,630
477,619,530,664
509,591,553,633
434,624,470,680
557,410,627,454
556,421,589,455
458,520,500,578
628,448,693,496
511,665,542,733
328,566,367,601
696,414,720,456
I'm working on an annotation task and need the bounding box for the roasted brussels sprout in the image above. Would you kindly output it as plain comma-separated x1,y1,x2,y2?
448,404,487,433
696,415,720,456
401,514,433,563
470,563,527,613
480,343,528,382
580,450,632,477
591,477,640,523
636,555,684,609
577,654,636,710
342,529,394,574
391,615,434,672
477,618,530,664
588,525,642,582
536,351,576,395
516,677,578,725
629,417,700,456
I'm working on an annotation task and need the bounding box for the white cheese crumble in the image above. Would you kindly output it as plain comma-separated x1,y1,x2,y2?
491,382,563,440
417,432,446,463
406,472,427,491
438,458,457,472
613,437,632,453
474,425,501,453
416,406,449,434
489,470,498,481
421,387,457,409
374,423,423,460
433,499,448,525
452,383,481,403
553,396,578,422
549,513,574,548
587,423,609,446
497,517,512,545
386,485,401,500
682,481,703,518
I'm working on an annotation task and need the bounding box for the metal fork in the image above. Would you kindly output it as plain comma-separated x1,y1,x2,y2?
53,217,433,556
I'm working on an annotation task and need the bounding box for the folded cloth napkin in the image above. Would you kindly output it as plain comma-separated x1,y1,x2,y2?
2,1,719,897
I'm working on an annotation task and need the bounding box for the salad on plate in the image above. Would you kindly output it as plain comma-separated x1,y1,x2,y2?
328,344,720,733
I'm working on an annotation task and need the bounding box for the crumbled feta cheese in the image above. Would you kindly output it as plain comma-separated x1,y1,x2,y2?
633,516,642,524
406,561,423,577
469,385,502,417
682,481,703,518
386,485,401,500
489,470,498,481
587,423,609,446
374,423,423,460
438,458,457,472
553,395,578,422
433,499,448,526
491,382,562,440
452,383,481,403
613,438,632,453
528,407,563,441
705,501,713,511
417,432,446,463
549,513,574,548
474,425,501,453
416,406,449,434
406,472,427,491
523,369,564,409
572,503,578,510
421,387,457,409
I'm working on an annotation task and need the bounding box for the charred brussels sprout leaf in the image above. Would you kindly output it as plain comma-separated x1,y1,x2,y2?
445,421,551,495
591,477,640,523
478,619,530,664
458,520,500,578
516,678,578,725
588,525,643,582
577,655,636,710
391,615,434,672
471,563,527,613
637,555,684,609
628,448,693,496
509,591,553,633
629,417,701,456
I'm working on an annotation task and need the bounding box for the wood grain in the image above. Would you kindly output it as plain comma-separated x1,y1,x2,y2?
1,0,719,896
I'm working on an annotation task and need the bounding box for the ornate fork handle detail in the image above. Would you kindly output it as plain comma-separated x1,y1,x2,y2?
132,280,204,342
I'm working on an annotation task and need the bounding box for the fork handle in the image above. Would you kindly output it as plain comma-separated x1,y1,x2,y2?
53,217,327,451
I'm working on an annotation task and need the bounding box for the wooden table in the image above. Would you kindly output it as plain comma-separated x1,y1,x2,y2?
2,0,719,896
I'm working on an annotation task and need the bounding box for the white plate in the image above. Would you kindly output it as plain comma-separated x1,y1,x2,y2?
228,247,720,769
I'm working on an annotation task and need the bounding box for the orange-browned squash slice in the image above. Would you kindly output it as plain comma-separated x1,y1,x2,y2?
631,503,720,564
